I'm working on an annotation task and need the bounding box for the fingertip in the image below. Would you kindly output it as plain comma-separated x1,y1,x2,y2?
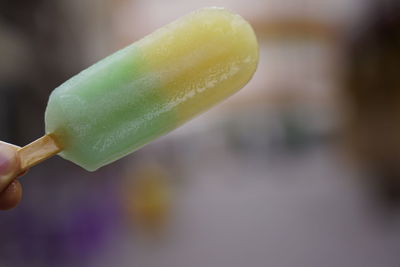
0,145,18,174
0,180,22,210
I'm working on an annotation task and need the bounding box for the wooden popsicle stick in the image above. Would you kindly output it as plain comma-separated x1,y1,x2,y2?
18,134,62,172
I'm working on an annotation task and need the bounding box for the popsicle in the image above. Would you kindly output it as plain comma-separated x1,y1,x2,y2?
17,7,259,172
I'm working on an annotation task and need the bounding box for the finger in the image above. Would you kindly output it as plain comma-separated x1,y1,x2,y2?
0,180,22,210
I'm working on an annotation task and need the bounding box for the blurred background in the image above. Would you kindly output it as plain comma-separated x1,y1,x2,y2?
1,0,400,266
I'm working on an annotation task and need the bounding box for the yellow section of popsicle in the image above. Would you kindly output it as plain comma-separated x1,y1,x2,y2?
138,7,258,124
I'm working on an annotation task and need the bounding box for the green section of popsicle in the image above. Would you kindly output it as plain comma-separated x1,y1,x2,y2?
45,46,174,170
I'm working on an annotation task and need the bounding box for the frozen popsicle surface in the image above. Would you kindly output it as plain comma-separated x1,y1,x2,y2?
45,7,259,171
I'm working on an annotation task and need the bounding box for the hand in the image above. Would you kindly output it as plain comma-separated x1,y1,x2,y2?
0,142,23,210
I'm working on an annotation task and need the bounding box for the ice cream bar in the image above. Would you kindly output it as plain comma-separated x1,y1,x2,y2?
20,7,259,171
